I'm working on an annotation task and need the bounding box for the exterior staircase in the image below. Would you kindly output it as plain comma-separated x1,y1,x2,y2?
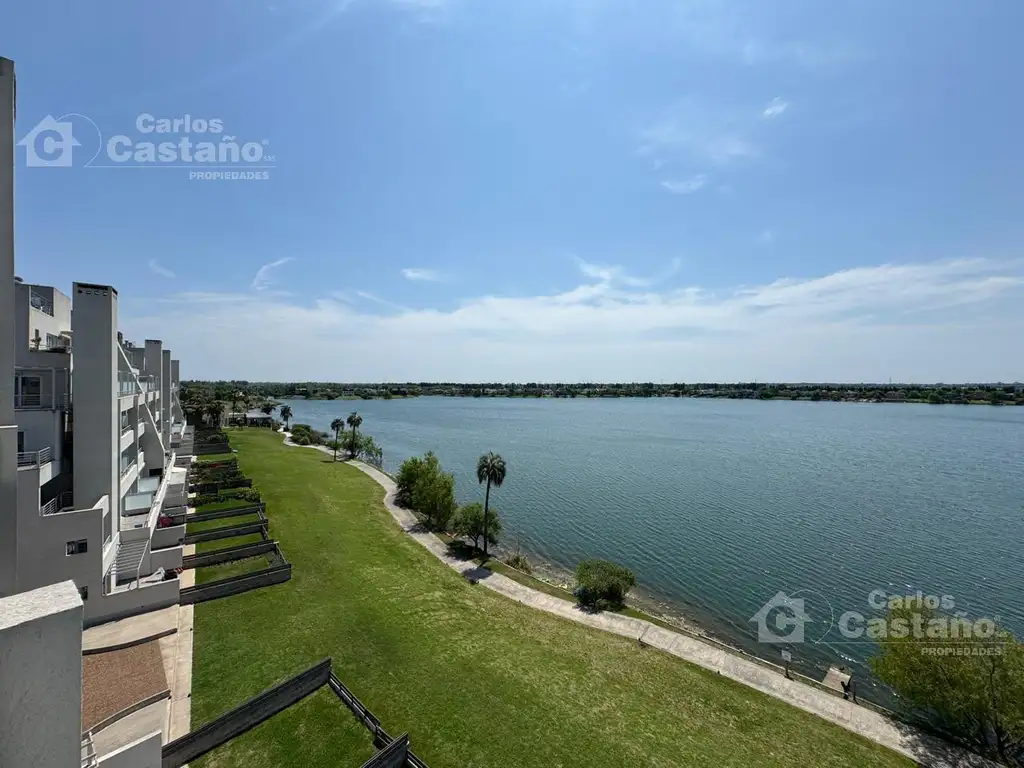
114,537,150,584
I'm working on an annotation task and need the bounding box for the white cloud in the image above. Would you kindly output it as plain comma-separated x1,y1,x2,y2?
251,257,294,291
401,267,443,282
148,259,176,279
762,97,789,119
123,257,1024,382
661,175,707,195
638,103,758,167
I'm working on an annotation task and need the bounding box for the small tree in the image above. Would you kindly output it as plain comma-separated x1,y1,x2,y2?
574,559,635,610
396,451,456,531
872,604,1024,762
454,502,502,553
330,418,345,461
346,411,363,459
476,452,507,557
279,404,293,428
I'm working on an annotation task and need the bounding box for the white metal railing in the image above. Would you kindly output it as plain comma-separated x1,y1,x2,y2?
121,422,133,436
17,447,53,467
15,392,70,409
81,731,97,768
120,459,137,478
40,491,74,516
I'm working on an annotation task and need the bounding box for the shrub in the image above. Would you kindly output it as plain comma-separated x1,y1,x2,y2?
574,559,635,610
454,502,502,552
193,488,261,507
198,431,228,445
396,452,457,531
293,435,310,446
505,552,532,574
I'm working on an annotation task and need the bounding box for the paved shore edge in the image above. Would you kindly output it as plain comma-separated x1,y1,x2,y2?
275,430,990,768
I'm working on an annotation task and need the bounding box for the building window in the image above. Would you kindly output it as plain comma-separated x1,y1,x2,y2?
66,539,88,556
79,586,88,601
17,431,24,453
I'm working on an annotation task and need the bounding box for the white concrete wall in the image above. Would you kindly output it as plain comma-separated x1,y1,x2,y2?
16,408,65,464
16,470,105,598
0,581,84,768
0,58,18,597
97,731,162,768
72,283,120,552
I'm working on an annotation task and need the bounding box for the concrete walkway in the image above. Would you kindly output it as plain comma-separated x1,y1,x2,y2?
280,431,991,767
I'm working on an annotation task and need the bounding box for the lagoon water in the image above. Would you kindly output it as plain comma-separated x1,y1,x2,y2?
284,396,1024,692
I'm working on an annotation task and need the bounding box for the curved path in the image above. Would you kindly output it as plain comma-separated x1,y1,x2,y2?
279,431,990,768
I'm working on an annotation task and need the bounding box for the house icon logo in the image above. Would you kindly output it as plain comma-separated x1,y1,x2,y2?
750,591,812,644
18,115,82,167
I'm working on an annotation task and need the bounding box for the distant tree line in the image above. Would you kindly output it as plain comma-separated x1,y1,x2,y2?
184,379,1024,406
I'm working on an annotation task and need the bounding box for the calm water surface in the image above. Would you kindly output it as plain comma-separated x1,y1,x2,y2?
285,397,1024,693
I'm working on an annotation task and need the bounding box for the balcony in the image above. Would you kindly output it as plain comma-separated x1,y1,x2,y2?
40,491,75,516
17,447,53,467
118,372,141,397
14,392,69,410
29,290,54,316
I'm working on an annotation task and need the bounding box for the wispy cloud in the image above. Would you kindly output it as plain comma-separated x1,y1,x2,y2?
125,257,1024,381
401,267,444,282
762,97,789,119
148,259,176,279
251,257,294,291
639,117,757,167
661,175,707,195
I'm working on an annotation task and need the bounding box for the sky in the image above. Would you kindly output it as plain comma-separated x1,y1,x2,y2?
4,0,1024,383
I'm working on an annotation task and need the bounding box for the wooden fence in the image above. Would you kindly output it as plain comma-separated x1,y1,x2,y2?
179,562,291,604
161,659,432,768
182,540,279,570
161,660,331,767
182,519,268,545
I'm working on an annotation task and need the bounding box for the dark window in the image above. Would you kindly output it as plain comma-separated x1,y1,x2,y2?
66,539,88,555
79,586,88,601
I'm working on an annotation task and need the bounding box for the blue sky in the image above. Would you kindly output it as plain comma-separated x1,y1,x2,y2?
5,0,1024,382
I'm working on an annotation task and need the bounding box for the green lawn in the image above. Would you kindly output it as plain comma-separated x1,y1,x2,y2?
193,498,260,513
187,513,262,534
195,554,277,585
194,532,266,555
191,430,912,768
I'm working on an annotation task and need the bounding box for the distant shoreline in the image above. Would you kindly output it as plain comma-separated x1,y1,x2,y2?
280,392,1023,406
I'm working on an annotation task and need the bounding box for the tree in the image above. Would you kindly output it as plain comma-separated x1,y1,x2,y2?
476,452,507,557
279,404,292,428
574,559,635,610
454,502,502,553
261,403,275,421
395,452,456,531
330,417,345,461
872,603,1024,763
346,411,363,459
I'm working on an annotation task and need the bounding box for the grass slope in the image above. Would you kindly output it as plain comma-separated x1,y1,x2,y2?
191,430,911,768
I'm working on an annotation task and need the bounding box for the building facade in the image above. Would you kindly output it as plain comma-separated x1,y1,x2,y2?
0,56,190,627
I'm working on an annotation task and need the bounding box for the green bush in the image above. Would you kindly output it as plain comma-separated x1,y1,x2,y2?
395,452,457,531
574,559,635,610
505,552,532,574
454,502,502,551
194,488,261,507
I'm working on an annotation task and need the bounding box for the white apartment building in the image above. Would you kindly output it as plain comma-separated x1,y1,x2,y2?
0,59,191,627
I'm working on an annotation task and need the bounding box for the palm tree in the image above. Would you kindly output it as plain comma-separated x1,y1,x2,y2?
346,411,363,459
280,404,292,429
330,417,345,461
476,452,507,557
